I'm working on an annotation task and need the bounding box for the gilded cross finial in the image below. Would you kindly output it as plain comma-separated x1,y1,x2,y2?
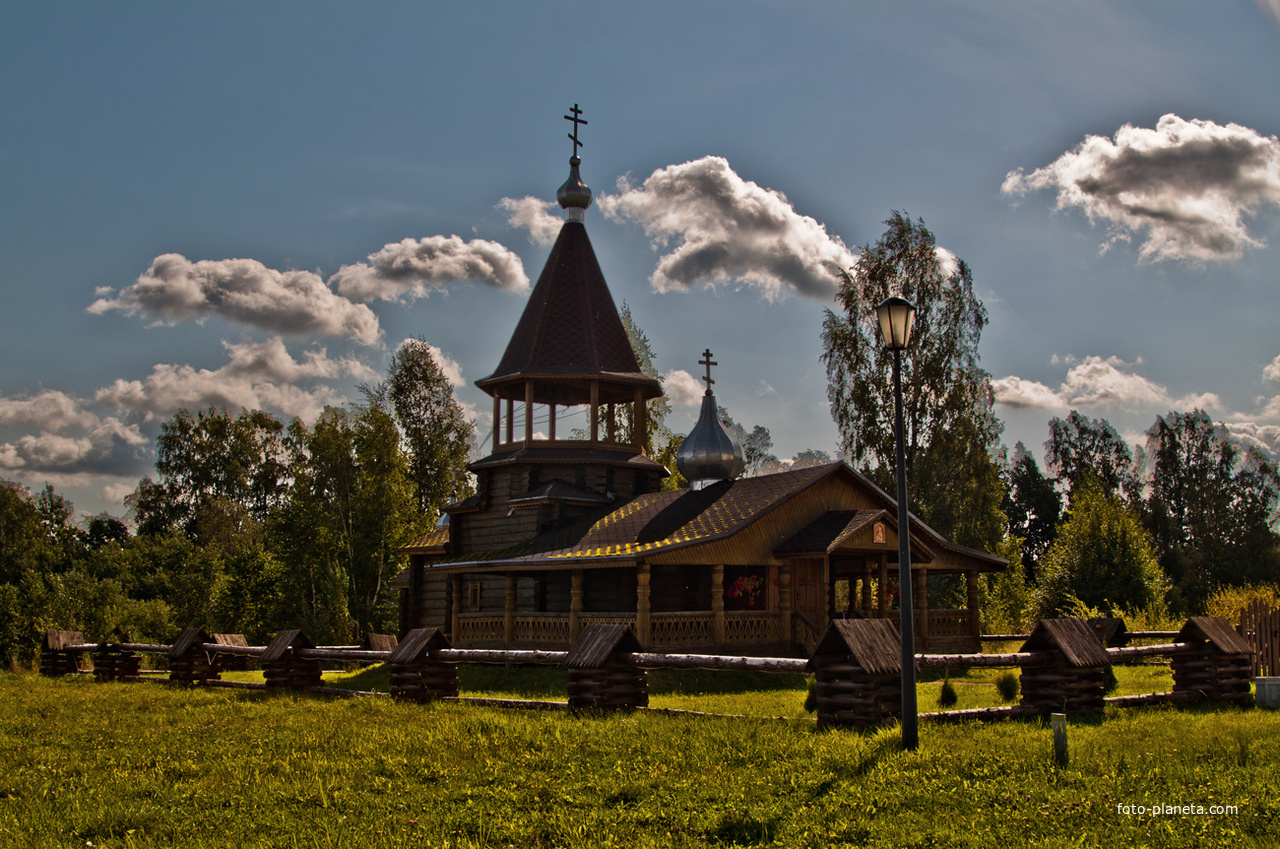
699,348,717,394
564,103,587,156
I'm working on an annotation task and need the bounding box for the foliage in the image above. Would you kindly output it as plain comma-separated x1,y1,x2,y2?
384,337,475,519
3,672,1277,848
129,408,287,535
1044,410,1140,505
1003,441,1062,580
1205,582,1280,622
1144,409,1280,613
994,671,1019,702
821,211,1006,550
980,535,1032,635
1032,481,1166,618
619,302,673,457
717,406,779,477
937,673,958,707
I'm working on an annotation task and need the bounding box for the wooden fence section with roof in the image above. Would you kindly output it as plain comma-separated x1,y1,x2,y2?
38,617,1261,730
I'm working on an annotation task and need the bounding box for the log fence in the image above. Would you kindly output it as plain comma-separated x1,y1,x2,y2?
39,616,1260,731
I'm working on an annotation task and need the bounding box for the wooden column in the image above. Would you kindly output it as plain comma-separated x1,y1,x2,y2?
504,574,516,644
915,570,929,647
569,571,583,641
589,381,599,444
492,396,501,452
450,574,462,640
549,403,557,441
633,387,646,451
779,563,792,642
524,381,535,446
505,398,514,444
878,553,888,616
636,562,651,648
712,564,725,645
861,559,873,617
966,570,980,637
822,555,831,628
606,402,616,443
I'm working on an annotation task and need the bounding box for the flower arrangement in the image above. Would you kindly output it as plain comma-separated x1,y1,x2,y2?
727,574,763,609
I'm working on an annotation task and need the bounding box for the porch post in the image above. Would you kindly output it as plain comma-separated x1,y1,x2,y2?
915,570,929,648
569,570,584,641
505,398,514,444
589,381,600,444
636,562,651,648
712,564,725,645
504,573,516,644
492,396,501,452
861,559,872,617
633,386,646,451
779,563,792,643
966,570,980,637
549,403,557,441
450,574,462,640
524,380,535,446
878,553,888,616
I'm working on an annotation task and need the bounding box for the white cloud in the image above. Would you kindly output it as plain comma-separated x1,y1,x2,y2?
1223,420,1280,460
499,196,563,247
0,415,146,477
0,389,97,432
1264,354,1280,383
1003,114,1280,264
101,482,135,505
95,337,374,423
995,355,1221,412
664,369,704,407
90,254,383,346
597,156,856,300
331,235,529,302
992,376,1063,409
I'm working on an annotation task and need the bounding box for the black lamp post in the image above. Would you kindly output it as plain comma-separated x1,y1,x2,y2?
876,295,918,751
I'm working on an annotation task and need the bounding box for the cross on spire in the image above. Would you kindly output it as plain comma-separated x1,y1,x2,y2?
699,348,717,395
564,103,587,156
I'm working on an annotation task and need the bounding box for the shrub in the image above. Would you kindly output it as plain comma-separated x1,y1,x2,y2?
937,673,958,708
995,671,1019,703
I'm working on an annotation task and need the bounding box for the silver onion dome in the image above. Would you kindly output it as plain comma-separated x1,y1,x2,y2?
556,155,592,222
676,392,745,489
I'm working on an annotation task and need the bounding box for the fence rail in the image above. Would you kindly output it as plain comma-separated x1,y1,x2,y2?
39,615,1261,731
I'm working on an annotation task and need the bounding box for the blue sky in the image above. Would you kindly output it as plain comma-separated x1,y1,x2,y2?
3,1,1280,519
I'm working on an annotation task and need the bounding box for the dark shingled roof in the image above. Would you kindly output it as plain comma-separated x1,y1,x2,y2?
401,525,450,554
388,628,451,664
422,462,838,567
807,619,903,675
43,630,84,651
475,222,661,404
262,629,316,663
1178,616,1253,655
211,633,249,648
775,509,889,554
169,627,216,659
1020,618,1109,668
564,623,643,668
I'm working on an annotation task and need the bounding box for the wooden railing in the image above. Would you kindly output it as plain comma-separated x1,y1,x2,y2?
456,616,504,643
650,612,713,646
725,611,781,643
927,609,972,638
513,614,571,645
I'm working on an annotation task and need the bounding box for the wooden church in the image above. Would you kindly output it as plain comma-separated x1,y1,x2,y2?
393,110,1005,656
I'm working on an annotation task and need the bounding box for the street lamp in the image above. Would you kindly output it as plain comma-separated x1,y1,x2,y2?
876,295,918,751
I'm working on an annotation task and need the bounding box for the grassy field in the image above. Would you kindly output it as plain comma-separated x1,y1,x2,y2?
0,668,1275,848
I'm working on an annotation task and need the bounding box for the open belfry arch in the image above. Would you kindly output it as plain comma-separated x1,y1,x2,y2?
393,106,1004,655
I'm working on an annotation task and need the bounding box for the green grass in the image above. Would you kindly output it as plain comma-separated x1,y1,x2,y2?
0,670,1276,847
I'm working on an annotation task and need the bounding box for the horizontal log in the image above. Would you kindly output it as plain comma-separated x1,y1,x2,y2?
1103,691,1190,708
918,651,1055,669
197,644,266,657
627,653,807,674
920,704,1039,722
445,696,571,712
436,648,568,665
1106,643,1189,660
296,648,390,662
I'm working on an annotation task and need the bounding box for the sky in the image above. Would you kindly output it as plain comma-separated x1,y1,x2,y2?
3,1,1280,520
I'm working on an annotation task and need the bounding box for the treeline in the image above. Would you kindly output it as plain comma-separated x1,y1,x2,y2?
1005,408,1280,621
0,340,472,664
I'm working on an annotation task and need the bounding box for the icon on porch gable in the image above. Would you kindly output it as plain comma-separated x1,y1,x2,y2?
873,523,887,545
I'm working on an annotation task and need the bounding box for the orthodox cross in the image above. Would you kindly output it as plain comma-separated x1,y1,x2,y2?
699,348,717,394
564,103,587,155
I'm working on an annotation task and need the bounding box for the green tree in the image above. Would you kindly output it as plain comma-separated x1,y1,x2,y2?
620,302,673,456
821,211,1005,549
1044,410,1140,505
717,407,779,478
1032,481,1166,618
385,338,475,519
1003,441,1062,580
1144,409,1280,612
130,408,287,535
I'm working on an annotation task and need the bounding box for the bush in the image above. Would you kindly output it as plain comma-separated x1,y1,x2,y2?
995,671,1019,703
1206,583,1280,622
937,673,958,708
